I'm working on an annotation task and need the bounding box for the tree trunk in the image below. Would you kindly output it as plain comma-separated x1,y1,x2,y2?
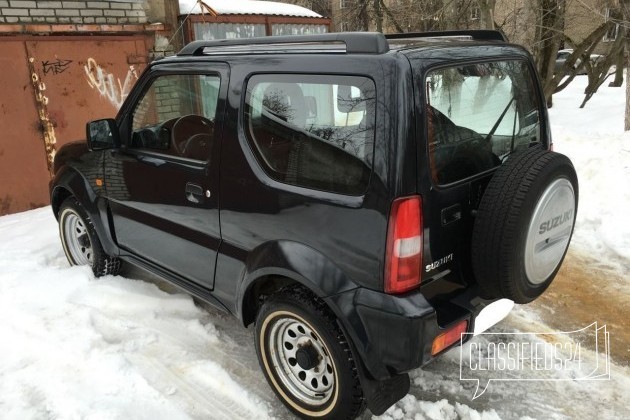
534,0,566,107
610,49,625,87
552,22,612,94
358,1,370,31
380,0,404,33
478,0,497,30
373,0,383,32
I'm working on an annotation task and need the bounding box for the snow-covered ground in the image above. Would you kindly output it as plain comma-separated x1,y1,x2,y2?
549,76,630,284
1,75,628,420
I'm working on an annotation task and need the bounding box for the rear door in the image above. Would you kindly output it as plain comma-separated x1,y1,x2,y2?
106,63,228,289
420,60,544,286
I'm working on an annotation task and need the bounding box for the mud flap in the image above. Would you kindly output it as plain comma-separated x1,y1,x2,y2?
352,347,410,415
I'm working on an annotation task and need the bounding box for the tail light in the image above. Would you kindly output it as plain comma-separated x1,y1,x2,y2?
384,195,423,294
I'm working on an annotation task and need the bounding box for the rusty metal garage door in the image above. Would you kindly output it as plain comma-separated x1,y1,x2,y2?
0,35,151,215
0,40,51,214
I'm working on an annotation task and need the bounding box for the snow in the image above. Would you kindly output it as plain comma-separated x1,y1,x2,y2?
548,76,630,280
1,75,629,419
0,209,275,419
179,0,323,18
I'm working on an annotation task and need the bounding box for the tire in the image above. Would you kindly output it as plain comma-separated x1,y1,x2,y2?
59,197,121,277
472,146,578,304
255,287,365,419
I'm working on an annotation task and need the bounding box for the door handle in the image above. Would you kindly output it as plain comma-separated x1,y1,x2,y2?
185,182,204,204
441,204,462,226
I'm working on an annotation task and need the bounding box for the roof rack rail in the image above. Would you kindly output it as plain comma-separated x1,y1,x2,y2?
179,32,389,56
386,30,507,42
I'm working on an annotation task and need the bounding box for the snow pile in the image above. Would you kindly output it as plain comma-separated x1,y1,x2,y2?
376,396,501,420
0,208,273,420
549,76,630,278
178,0,322,18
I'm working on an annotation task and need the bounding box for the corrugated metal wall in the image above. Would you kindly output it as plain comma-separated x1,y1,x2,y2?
0,35,152,215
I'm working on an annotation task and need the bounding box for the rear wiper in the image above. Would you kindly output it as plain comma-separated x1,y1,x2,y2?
509,103,518,153
484,97,515,143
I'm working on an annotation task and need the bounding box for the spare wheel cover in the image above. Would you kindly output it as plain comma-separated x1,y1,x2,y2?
524,177,575,284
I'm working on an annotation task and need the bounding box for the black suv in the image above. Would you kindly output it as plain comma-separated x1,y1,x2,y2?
50,31,578,419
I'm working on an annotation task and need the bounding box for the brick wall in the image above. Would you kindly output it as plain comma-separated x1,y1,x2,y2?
154,76,188,122
0,0,147,24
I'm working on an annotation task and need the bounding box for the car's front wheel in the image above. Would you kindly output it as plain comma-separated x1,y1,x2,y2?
255,287,365,419
59,197,121,277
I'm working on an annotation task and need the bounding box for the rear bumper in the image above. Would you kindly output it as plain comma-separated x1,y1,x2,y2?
325,284,490,380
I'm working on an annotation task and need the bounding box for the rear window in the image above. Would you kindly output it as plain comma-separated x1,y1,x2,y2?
244,74,375,195
425,60,542,185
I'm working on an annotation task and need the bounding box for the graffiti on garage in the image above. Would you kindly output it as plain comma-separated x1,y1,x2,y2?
84,57,139,110
42,59,73,76
28,57,57,177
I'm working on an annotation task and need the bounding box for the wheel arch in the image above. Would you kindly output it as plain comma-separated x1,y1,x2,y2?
51,185,73,219
236,240,359,328
50,166,119,256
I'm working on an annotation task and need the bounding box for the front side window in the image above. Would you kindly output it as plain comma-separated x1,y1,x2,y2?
426,60,542,185
244,74,376,195
131,74,221,161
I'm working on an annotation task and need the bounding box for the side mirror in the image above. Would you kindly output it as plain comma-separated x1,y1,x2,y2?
86,118,119,150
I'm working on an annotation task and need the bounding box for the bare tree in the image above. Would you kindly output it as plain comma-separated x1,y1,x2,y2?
506,0,619,108
478,0,497,29
335,0,482,34
606,5,625,87
374,0,384,32
579,24,624,107
532,0,567,107
328,0,624,113
544,21,616,106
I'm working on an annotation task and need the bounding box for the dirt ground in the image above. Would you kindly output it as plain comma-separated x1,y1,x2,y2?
529,249,629,366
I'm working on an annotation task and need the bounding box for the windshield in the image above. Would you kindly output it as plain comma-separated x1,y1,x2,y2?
425,60,542,185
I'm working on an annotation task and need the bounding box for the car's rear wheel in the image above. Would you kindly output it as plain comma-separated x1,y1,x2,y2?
255,287,365,419
59,197,121,277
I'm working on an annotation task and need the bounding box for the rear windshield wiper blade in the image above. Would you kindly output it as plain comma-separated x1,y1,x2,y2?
484,97,515,143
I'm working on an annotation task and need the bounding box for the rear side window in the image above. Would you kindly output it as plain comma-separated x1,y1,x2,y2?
425,60,541,185
244,74,375,195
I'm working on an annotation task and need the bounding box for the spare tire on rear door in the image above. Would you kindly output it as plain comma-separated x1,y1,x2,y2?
471,146,578,304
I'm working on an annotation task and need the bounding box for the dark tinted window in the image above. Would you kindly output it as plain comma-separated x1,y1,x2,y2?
244,74,375,195
425,61,541,184
131,74,220,161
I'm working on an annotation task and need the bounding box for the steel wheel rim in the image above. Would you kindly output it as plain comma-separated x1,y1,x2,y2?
62,211,93,266
268,316,335,407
